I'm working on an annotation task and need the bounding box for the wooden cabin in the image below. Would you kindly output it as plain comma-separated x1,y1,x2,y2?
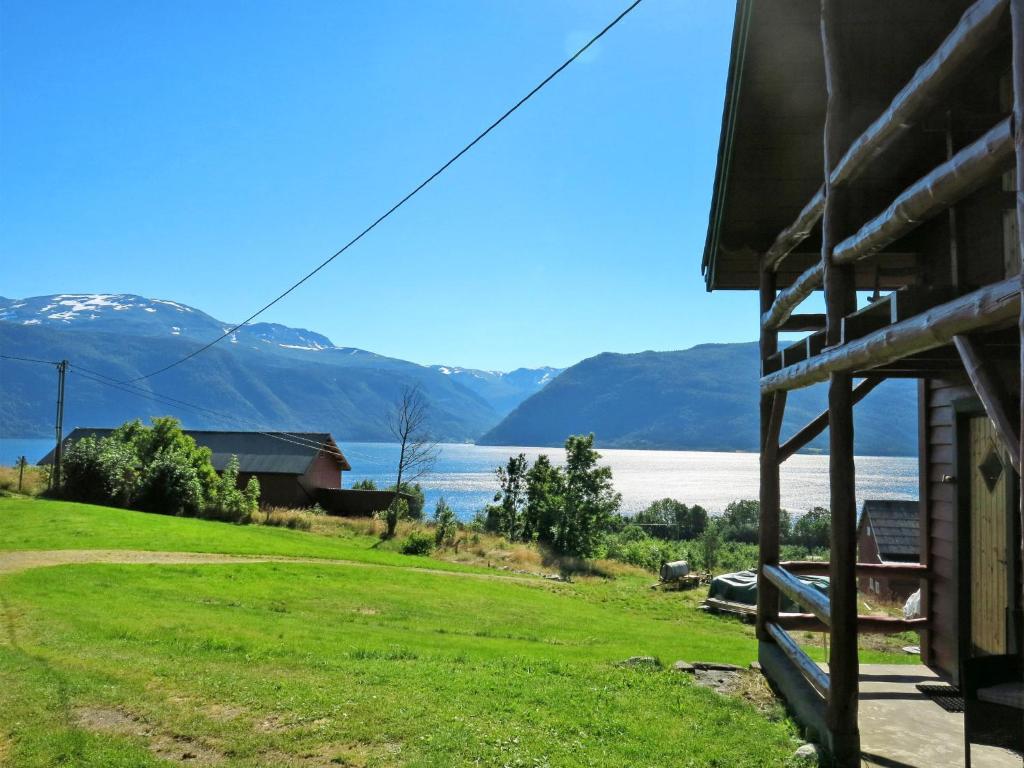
856,500,921,601
42,428,397,515
704,1,1024,763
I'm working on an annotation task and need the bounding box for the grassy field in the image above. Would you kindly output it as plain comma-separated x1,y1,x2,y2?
0,498,907,767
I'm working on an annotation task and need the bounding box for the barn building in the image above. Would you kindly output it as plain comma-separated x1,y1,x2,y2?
42,428,395,515
703,1,1023,764
856,500,921,601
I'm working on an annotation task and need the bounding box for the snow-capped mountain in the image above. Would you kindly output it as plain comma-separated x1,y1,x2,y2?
0,294,340,351
428,365,563,415
0,293,563,440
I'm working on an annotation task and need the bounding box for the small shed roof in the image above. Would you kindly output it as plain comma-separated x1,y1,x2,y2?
40,428,351,473
859,500,920,561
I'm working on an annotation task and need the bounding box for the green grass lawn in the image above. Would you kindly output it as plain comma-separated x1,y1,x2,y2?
0,498,905,767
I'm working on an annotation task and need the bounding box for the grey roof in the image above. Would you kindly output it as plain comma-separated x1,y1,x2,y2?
40,428,351,473
860,500,920,561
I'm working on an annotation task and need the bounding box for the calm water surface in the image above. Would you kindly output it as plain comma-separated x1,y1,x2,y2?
1,437,918,520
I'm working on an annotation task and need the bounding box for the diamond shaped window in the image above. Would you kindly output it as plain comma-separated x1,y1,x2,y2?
978,448,1004,492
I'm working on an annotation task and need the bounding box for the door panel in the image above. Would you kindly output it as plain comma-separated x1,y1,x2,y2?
968,416,1009,656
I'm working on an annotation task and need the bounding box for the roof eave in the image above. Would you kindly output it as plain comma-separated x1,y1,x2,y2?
702,0,753,293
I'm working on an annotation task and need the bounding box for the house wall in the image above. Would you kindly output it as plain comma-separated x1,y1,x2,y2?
923,360,1019,680
303,453,342,490
922,374,972,680
237,472,314,509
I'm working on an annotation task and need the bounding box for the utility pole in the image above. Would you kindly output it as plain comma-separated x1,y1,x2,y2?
51,360,68,491
17,456,26,492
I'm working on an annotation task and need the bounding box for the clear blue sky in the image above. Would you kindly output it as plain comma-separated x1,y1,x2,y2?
1,0,758,371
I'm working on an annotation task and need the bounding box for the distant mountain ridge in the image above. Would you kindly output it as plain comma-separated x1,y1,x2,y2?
478,343,919,456
0,294,559,442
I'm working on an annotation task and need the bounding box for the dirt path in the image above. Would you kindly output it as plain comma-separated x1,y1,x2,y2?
0,549,544,584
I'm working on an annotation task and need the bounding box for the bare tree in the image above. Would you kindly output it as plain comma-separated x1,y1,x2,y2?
385,385,439,538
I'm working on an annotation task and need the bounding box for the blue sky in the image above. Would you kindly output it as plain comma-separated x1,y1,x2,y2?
1,0,758,370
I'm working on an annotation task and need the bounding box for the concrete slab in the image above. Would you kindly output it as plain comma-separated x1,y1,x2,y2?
856,664,1020,768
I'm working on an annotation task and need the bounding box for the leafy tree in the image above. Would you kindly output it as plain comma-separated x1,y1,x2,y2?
388,482,425,519
552,434,621,558
62,436,138,506
523,454,563,544
351,479,377,490
135,452,204,516
433,496,457,546
700,519,723,572
633,498,708,540
719,499,760,544
792,506,831,549
492,454,528,539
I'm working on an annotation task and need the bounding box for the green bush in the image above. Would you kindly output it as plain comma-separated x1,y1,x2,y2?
401,531,435,556
433,497,457,546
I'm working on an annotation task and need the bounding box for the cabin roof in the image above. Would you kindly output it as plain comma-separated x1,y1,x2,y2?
859,499,920,561
702,0,973,292
39,428,352,473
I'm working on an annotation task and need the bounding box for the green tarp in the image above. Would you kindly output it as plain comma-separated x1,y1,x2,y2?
708,569,830,613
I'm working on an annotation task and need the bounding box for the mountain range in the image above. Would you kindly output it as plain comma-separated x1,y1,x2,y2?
1,294,918,455
0,294,560,442
479,344,918,456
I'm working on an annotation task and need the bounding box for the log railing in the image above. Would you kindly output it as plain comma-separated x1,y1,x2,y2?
761,0,1010,274
780,560,930,579
762,117,1015,331
764,564,831,625
766,621,831,697
761,277,1020,393
779,614,930,635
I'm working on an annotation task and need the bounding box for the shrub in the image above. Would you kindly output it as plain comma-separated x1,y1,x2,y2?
135,452,204,517
401,531,435,556
62,436,138,507
205,456,259,523
433,496,457,546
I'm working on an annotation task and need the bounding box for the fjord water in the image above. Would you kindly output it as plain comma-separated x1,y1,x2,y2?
342,442,917,519
3,438,917,520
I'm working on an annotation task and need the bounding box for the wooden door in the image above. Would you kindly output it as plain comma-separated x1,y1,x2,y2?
967,416,1010,656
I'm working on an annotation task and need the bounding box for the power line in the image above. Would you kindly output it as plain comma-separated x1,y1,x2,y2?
69,365,349,460
0,353,62,366
124,0,644,385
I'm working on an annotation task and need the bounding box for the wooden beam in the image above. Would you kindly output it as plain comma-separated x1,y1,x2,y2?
833,119,1014,267
764,188,826,272
778,376,883,462
761,277,1021,393
780,561,930,579
758,263,782,641
831,0,1009,187
820,3,860,761
778,614,930,635
766,621,831,698
763,120,1013,331
760,0,1010,274
764,564,831,625
953,335,1022,473
779,313,827,333
762,262,822,332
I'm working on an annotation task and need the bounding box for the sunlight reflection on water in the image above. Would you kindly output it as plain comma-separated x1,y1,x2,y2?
342,442,918,520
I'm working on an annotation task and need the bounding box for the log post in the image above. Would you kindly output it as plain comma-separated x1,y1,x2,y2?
758,260,782,640
821,1,860,763
1011,0,1024,628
